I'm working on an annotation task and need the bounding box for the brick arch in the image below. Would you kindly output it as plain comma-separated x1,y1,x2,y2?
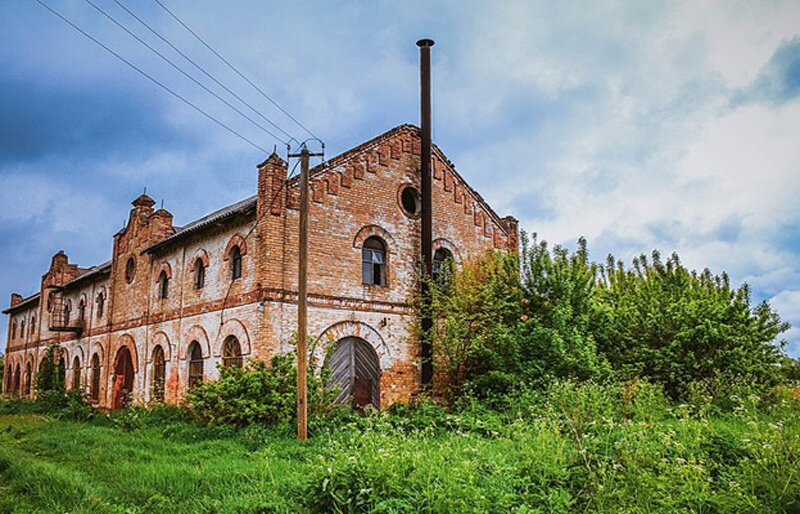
313,320,391,370
187,248,210,273
214,318,251,357
149,331,172,362
353,225,396,253
223,234,248,260
432,238,463,264
89,341,105,365
182,325,211,359
154,261,172,282
112,334,139,373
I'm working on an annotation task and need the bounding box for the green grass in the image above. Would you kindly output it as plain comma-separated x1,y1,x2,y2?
1,391,798,513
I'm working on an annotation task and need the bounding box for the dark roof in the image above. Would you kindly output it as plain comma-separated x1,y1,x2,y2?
2,293,40,315
143,195,257,254
63,261,111,289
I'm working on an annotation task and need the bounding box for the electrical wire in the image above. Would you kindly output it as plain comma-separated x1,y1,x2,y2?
34,0,272,154
111,0,297,144
153,0,320,142
84,0,289,146
218,157,303,327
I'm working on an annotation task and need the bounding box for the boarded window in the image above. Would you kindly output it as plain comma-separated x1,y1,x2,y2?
194,259,205,289
152,345,166,403
91,353,101,401
188,341,203,390
361,237,386,286
230,246,242,280
222,336,243,369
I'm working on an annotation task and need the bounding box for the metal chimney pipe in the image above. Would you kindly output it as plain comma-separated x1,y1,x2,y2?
417,38,434,386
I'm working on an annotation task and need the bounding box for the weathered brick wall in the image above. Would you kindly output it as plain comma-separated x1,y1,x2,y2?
3,125,518,407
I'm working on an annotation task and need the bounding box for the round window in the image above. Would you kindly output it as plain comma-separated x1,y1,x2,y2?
400,186,421,217
125,257,136,284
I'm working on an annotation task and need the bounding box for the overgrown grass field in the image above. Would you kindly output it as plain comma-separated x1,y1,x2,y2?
1,383,798,514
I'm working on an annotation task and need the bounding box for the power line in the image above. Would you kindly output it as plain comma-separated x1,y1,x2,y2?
84,0,290,146
153,0,320,142
34,0,272,154
111,0,297,144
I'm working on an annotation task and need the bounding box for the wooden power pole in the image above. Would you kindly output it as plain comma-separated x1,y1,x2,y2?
290,143,322,441
296,145,310,441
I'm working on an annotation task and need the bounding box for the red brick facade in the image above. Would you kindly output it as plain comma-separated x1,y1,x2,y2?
2,125,518,408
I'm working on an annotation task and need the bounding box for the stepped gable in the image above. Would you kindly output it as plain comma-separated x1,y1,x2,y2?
284,124,511,246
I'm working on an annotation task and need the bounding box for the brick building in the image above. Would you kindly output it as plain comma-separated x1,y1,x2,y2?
2,125,518,409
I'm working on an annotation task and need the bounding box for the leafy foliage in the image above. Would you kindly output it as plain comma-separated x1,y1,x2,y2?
595,250,788,398
187,354,336,427
425,234,790,401
34,344,66,394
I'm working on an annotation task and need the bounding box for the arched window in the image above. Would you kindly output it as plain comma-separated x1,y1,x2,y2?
58,356,67,388
13,364,21,396
96,293,104,319
24,362,32,396
152,345,166,403
194,258,206,289
159,270,169,299
30,314,36,336
63,302,71,326
72,356,81,390
90,353,101,401
362,237,386,286
78,298,86,322
433,248,454,283
230,245,242,280
11,320,17,339
20,320,25,339
188,341,203,389
222,336,243,369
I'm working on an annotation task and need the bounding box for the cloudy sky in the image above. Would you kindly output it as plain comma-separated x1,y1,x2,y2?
1,0,798,356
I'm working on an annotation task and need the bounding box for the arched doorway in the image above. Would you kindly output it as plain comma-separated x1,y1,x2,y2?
325,337,381,409
112,347,134,409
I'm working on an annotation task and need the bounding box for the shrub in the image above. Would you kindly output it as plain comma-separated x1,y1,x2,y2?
187,354,335,427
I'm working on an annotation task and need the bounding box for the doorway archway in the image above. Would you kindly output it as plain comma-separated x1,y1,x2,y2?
112,346,134,409
325,337,381,409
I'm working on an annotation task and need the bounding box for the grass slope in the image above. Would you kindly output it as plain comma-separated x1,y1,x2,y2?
0,394,798,513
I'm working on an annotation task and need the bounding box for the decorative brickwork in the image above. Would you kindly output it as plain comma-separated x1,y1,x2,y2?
2,125,518,408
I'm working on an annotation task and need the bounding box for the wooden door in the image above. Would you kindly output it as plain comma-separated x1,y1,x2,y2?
326,337,380,409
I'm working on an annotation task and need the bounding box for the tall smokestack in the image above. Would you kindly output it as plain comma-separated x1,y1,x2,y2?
418,38,434,386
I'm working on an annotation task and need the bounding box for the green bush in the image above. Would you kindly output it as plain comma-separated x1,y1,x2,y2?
187,354,335,428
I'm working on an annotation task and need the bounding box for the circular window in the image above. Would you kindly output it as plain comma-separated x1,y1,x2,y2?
400,186,421,217
125,257,136,284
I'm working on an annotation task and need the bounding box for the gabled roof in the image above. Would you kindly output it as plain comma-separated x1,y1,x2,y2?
296,124,510,234
143,195,257,254
63,261,111,289
2,293,39,315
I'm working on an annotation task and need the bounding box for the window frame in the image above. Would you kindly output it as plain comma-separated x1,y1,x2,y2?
361,236,387,286
222,336,243,369
158,270,169,299
90,353,101,401
230,245,242,281
152,345,166,403
187,341,204,390
194,258,206,290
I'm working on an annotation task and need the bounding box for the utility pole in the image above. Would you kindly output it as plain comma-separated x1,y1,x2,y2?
289,143,322,441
